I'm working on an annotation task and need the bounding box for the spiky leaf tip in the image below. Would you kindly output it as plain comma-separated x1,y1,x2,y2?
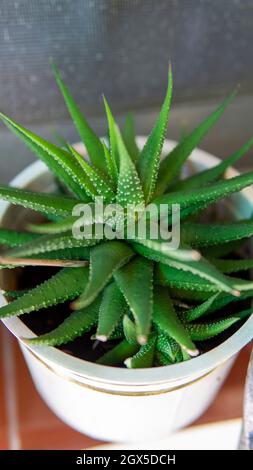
51,62,107,174
138,66,173,202
114,256,154,344
156,88,238,195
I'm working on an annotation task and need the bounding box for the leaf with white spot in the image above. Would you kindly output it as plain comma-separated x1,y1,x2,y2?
116,126,145,208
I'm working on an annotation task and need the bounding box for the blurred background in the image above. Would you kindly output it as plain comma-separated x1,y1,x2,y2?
0,0,253,450
1,0,253,182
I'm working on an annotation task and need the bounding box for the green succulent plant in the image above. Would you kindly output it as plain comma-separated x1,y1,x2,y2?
0,64,253,368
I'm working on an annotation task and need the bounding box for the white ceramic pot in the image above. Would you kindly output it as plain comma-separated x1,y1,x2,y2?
1,138,253,443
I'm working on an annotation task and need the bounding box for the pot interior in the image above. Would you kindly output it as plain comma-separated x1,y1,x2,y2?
1,140,253,386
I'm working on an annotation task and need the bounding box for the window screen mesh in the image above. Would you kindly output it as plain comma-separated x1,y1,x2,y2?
0,0,253,124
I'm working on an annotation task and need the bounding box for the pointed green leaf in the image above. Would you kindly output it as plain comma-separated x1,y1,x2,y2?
138,67,173,202
153,170,253,218
97,339,139,366
52,63,107,173
27,202,107,235
210,258,253,274
181,220,253,247
183,293,220,322
156,263,228,294
0,112,90,200
185,309,252,340
156,89,237,194
27,216,79,235
122,113,140,163
132,237,200,262
6,232,97,258
96,281,127,341
157,263,253,297
134,240,236,295
26,296,100,346
114,256,154,344
124,335,156,368
72,241,134,310
102,141,118,188
173,137,253,191
116,126,145,208
153,286,198,355
103,96,119,168
0,185,78,217
29,246,90,261
1,248,89,265
200,289,253,315
0,229,39,247
0,267,88,319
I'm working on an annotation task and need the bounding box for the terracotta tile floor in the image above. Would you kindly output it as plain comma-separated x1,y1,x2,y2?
0,323,251,450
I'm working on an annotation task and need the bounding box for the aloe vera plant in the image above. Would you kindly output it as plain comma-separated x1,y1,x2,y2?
0,65,252,369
